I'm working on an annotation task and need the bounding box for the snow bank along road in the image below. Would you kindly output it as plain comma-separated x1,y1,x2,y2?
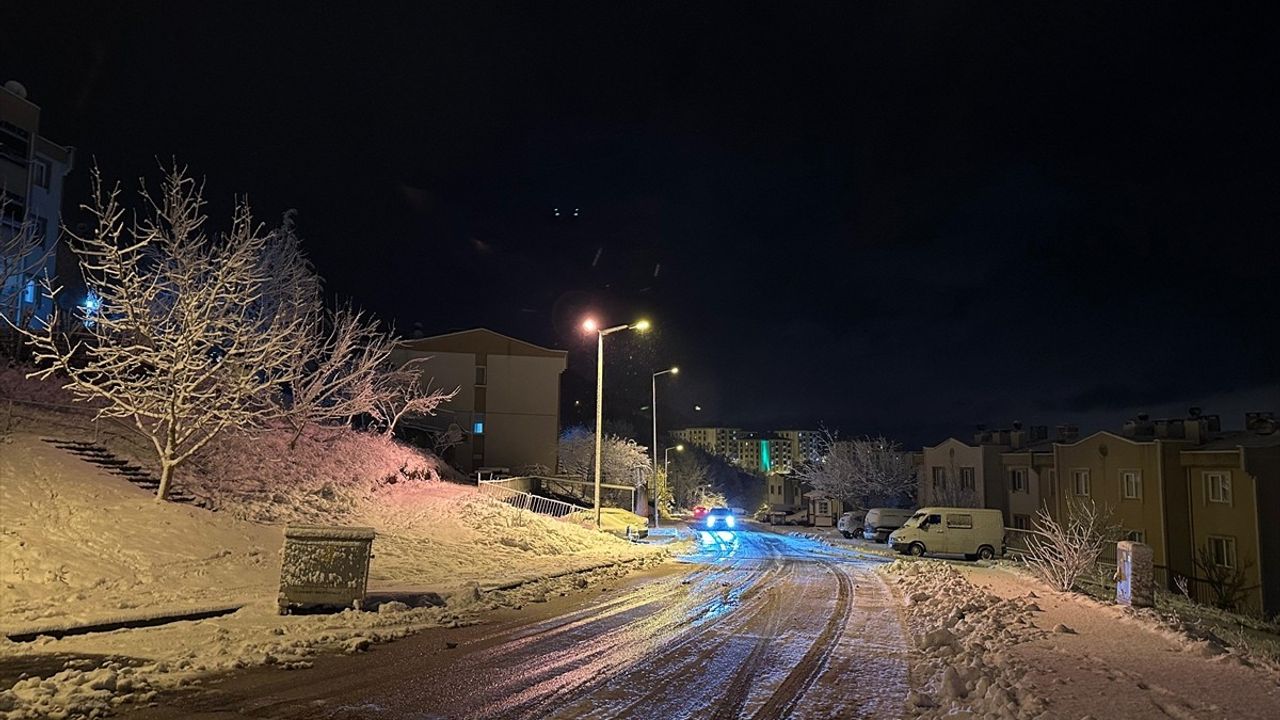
125,529,910,719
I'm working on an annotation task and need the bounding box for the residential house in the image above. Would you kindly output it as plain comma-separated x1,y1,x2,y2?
391,328,567,474
1000,424,1075,530
1177,412,1280,615
919,433,1011,521
1,80,74,325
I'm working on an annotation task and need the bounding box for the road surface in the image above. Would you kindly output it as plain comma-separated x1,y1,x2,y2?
127,529,910,719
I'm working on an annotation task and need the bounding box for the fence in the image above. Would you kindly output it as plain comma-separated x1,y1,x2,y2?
477,476,587,520
1003,526,1255,610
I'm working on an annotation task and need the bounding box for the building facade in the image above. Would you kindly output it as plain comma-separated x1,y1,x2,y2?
391,328,567,474
671,426,743,460
918,435,1011,520
1,81,74,325
776,429,822,467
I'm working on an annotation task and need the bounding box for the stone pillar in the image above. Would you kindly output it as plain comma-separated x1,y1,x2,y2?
1116,541,1154,608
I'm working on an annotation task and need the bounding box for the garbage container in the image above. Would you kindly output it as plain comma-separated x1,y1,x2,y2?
278,525,375,614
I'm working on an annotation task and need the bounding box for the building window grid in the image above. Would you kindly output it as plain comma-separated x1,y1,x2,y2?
1072,469,1091,496
1207,535,1236,569
1010,468,1028,493
1206,472,1232,505
1121,470,1142,500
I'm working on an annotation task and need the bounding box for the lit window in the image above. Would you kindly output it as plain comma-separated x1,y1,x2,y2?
1121,470,1142,500
1206,472,1232,504
22,278,36,304
472,413,485,435
1208,536,1236,568
1072,469,1090,496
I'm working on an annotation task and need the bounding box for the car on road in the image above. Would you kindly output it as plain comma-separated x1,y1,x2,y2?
836,511,864,538
703,507,738,531
692,506,709,520
889,507,1004,560
861,507,914,543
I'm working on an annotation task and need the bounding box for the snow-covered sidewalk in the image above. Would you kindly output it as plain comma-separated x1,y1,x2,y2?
1,430,667,719
882,558,1280,719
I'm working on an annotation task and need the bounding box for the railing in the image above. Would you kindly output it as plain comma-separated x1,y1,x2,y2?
1002,526,1258,611
477,476,588,520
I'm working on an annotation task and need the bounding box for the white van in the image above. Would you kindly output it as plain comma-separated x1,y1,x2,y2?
889,507,1005,560
861,507,915,543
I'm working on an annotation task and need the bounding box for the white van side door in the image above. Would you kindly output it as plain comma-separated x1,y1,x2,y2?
944,512,975,555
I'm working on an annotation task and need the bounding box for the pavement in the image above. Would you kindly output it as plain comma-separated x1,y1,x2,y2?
120,528,911,719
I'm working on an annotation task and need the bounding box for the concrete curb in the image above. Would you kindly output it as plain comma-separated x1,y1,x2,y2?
2,603,247,643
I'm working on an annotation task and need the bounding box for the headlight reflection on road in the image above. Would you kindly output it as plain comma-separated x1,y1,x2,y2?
696,530,742,558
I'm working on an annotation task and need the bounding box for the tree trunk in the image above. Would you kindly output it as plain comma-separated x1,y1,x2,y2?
156,463,174,501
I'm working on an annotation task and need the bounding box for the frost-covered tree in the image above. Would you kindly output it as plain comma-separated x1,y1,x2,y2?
1021,501,1116,592
20,167,314,500
369,357,456,438
794,431,916,511
276,305,396,447
557,426,652,488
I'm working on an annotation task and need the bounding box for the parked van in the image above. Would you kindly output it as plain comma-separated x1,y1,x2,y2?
862,507,915,543
889,507,1004,560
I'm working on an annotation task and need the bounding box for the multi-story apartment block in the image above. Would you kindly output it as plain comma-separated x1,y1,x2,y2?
671,426,742,460
776,429,822,467
1,81,74,326
999,424,1071,530
390,328,567,474
734,433,793,474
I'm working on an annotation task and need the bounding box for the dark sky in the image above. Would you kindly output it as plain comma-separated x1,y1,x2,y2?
4,2,1278,446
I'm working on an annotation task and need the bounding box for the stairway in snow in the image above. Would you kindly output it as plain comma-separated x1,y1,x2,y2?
41,438,200,505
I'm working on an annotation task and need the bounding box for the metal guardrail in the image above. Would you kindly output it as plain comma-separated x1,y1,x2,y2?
477,476,587,520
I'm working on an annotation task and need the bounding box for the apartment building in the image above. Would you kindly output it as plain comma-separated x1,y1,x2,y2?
1000,424,1074,529
391,328,567,474
1177,413,1280,615
776,429,822,467
1,81,74,325
671,426,742,459
918,433,1011,521
735,433,793,474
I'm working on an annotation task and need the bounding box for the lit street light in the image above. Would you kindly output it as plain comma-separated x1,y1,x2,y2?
661,444,684,526
583,317,651,528
651,365,678,523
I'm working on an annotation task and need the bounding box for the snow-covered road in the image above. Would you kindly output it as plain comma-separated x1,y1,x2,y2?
124,529,909,719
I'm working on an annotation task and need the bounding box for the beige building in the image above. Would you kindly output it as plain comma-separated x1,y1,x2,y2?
391,328,567,474
1,80,74,325
999,424,1070,530
918,434,1011,521
671,426,742,459
1177,413,1280,615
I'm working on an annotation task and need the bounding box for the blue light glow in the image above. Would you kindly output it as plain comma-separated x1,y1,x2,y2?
473,422,484,434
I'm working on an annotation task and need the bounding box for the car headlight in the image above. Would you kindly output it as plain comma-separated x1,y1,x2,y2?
726,516,736,527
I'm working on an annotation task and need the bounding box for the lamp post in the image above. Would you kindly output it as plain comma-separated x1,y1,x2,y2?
651,366,678,522
584,317,650,528
661,444,684,525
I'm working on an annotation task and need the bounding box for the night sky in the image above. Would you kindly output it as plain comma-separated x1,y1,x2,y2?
4,2,1277,446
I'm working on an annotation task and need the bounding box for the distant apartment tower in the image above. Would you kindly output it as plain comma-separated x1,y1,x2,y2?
1,81,74,325
390,328,567,474
671,426,742,459
735,433,793,474
776,429,822,466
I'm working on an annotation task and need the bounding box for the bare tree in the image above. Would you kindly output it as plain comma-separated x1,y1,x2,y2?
794,431,916,511
557,426,652,488
369,358,457,437
1193,543,1256,611
921,450,980,507
18,167,313,500
1021,500,1116,592
276,305,395,447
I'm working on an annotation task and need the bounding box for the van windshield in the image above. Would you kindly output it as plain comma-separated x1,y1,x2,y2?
902,512,926,528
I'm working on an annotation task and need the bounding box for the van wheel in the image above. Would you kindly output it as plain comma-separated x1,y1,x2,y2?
909,543,927,557
977,545,995,560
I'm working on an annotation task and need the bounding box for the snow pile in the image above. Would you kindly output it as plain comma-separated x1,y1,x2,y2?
881,558,1048,719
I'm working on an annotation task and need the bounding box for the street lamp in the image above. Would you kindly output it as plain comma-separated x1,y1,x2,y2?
584,317,651,528
651,365,678,495
660,444,684,527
